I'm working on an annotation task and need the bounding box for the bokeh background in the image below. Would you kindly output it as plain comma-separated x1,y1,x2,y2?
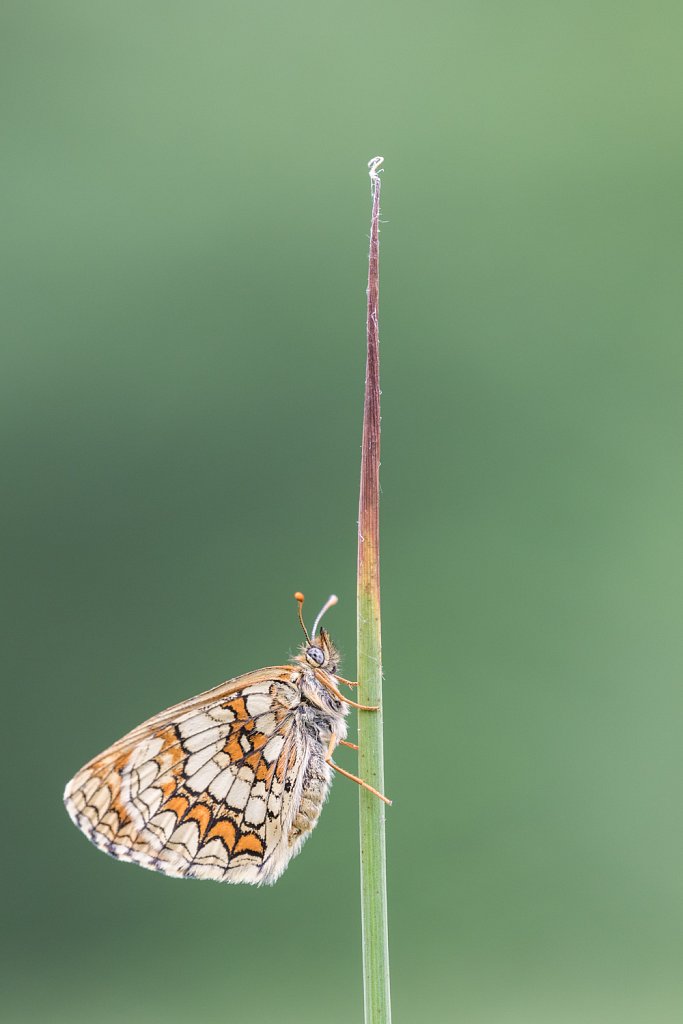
3,3,683,1022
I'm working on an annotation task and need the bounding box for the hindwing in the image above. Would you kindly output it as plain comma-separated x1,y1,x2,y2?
64,667,316,885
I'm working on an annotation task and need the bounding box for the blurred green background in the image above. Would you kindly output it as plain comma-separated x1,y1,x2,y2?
3,2,683,1022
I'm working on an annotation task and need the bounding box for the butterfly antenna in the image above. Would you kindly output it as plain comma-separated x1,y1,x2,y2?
294,592,311,644
311,594,339,640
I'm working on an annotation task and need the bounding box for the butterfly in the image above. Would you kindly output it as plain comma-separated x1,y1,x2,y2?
64,593,389,886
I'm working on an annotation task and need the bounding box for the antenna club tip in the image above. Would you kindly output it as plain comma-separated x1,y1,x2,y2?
294,592,305,603
328,594,339,606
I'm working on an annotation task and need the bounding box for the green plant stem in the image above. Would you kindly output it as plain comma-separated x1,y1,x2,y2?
357,156,391,1024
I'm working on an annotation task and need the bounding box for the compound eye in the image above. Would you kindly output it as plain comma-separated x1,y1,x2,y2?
306,646,325,666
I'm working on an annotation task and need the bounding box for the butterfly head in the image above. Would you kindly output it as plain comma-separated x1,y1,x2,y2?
294,592,340,674
302,628,340,673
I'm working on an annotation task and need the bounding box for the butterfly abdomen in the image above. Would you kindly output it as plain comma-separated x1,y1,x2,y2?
288,751,332,848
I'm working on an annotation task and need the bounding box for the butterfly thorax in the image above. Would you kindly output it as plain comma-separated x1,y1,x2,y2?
294,662,350,744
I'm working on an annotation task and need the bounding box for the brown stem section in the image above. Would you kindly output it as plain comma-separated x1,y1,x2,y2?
358,161,382,594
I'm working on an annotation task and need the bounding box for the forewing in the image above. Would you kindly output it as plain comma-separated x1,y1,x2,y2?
64,668,310,885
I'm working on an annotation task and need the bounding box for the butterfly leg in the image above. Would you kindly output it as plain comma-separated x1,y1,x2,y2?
326,733,392,805
336,675,359,688
339,739,359,750
314,670,379,711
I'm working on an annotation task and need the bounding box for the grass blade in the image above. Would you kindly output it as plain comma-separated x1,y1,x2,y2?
357,156,391,1024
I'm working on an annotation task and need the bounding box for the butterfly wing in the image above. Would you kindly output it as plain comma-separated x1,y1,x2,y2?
64,667,321,885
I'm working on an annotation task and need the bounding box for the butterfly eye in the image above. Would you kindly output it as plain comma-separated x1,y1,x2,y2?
306,646,325,666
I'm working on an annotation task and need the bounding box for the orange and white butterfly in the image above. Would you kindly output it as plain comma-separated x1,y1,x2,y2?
64,593,389,886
